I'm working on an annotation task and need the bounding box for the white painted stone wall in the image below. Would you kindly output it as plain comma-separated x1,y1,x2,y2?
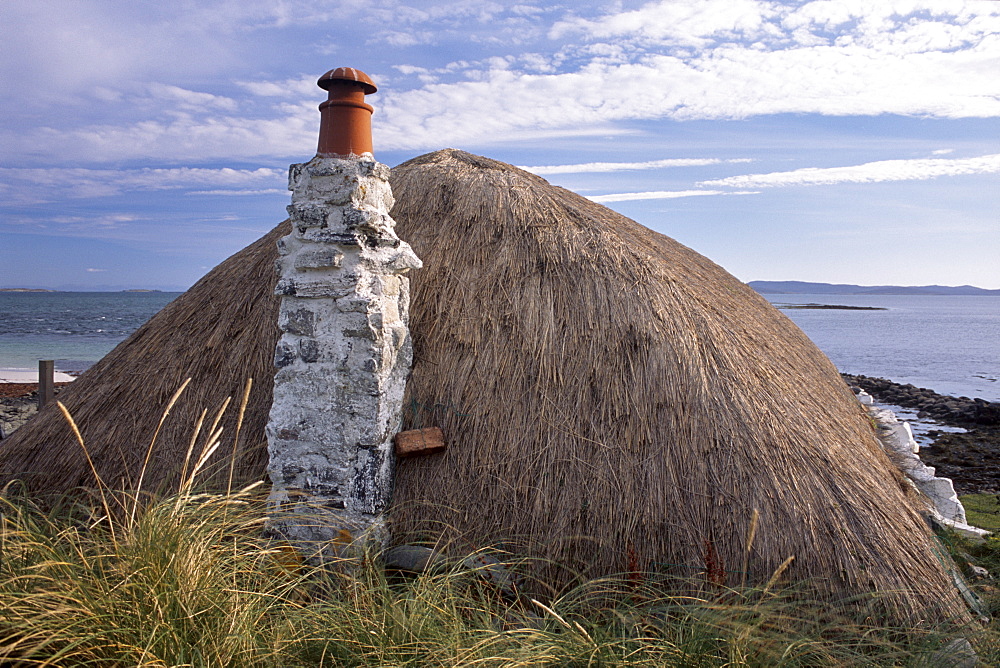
866,404,990,539
266,154,421,556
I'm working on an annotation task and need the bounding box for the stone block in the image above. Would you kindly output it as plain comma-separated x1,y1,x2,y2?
362,243,423,273
337,295,373,313
279,276,354,299
356,158,377,176
287,163,305,191
294,248,344,270
303,174,356,206
301,228,362,246
279,308,315,336
276,235,291,255
342,207,383,231
274,278,297,296
274,341,297,368
288,202,329,230
349,446,394,513
379,275,401,297
298,338,320,363
305,157,355,177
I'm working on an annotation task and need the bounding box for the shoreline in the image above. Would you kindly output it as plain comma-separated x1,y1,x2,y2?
0,368,79,384
843,374,1000,495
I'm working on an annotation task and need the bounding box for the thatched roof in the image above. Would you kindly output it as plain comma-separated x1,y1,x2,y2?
0,149,967,624
387,150,966,622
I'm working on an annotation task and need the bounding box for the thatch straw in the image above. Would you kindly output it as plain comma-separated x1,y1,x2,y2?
0,148,969,625
386,149,969,624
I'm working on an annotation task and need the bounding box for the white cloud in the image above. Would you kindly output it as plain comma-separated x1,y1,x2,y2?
520,157,752,174
2,102,319,162
188,188,288,196
378,48,994,150
0,167,285,202
371,0,1000,150
550,0,778,47
377,31,436,47
3,1,1000,162
85,268,106,272
700,153,1000,188
589,189,759,202
147,84,238,112
553,0,1000,55
236,76,318,98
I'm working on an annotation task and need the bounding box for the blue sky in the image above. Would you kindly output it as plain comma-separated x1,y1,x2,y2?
1,0,998,291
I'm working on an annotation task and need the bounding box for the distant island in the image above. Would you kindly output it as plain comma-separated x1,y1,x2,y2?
121,289,163,293
0,288,56,293
775,302,886,310
749,281,1000,296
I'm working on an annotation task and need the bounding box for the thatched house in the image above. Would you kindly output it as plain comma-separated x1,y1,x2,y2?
0,149,968,623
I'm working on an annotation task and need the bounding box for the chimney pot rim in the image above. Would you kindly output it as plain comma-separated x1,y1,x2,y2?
318,67,377,95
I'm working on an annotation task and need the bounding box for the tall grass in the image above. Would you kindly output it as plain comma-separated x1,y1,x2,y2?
0,388,995,665
0,482,295,665
1,485,996,666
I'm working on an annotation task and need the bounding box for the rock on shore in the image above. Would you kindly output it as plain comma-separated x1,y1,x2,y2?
0,394,39,439
842,374,1000,426
0,383,70,440
843,374,1000,495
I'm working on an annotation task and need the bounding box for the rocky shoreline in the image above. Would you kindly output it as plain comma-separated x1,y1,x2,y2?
4,377,1000,495
0,383,69,439
843,374,1000,495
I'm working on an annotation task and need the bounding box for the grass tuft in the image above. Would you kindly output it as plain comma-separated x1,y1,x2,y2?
1,488,996,666
0,398,996,665
960,493,1000,532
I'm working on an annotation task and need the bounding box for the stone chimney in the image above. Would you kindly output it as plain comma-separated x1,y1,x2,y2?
266,67,421,558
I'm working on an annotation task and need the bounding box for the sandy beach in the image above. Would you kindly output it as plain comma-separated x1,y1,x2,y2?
0,368,76,384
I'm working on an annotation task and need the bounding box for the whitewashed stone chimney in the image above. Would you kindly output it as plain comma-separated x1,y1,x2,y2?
266,67,421,556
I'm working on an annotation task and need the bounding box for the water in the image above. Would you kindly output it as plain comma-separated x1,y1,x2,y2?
767,294,1000,402
1,292,997,405
874,402,968,447
0,292,181,374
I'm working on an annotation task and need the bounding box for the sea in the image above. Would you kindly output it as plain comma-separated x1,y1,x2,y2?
764,293,1000,445
0,291,998,404
0,292,181,375
765,294,1000,403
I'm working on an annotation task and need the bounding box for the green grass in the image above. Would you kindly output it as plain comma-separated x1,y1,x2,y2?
961,493,1000,531
0,486,996,666
0,393,995,665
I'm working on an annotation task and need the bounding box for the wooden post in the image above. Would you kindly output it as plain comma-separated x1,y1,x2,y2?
393,427,447,458
38,360,55,409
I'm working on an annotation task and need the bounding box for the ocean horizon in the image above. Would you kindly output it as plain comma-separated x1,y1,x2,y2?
0,291,182,376
767,293,999,402
0,290,997,403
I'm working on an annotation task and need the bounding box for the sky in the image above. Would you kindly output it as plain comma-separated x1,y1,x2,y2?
1,0,998,291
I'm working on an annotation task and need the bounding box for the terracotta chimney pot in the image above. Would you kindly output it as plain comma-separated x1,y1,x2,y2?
316,67,378,158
